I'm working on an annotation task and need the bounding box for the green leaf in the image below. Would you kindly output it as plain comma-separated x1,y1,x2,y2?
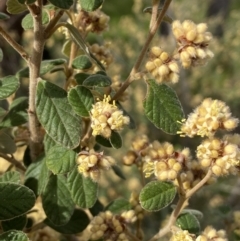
68,86,94,117
95,135,112,148
0,76,19,100
105,198,131,214
24,155,49,196
67,168,98,208
0,48,3,62
0,182,35,221
7,0,27,14
110,131,122,149
0,12,10,20
72,55,92,70
74,73,90,85
0,97,28,128
48,0,73,9
180,208,203,220
139,181,176,211
83,74,111,87
143,80,184,134
46,145,77,174
79,0,104,11
2,215,27,231
89,199,104,216
43,133,57,154
0,230,29,241
112,165,126,180
21,10,49,30
17,59,66,78
0,129,17,154
42,175,75,226
36,80,81,149
44,209,89,234
176,213,200,235
61,40,84,58
0,171,20,183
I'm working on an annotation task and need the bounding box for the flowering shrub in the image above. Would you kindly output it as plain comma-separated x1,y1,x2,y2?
0,0,239,241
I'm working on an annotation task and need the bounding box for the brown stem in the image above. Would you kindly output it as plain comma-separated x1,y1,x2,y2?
0,153,26,172
27,0,45,161
125,228,141,241
150,0,160,29
112,0,172,101
0,26,29,63
44,9,64,39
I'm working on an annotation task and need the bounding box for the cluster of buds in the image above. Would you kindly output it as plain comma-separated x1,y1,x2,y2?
174,160,216,191
178,98,239,138
88,211,135,241
76,150,115,182
145,47,179,84
196,135,240,176
122,135,150,166
111,75,129,102
77,9,110,33
129,192,144,220
170,226,227,241
142,141,191,181
172,20,214,68
89,43,113,69
90,95,130,138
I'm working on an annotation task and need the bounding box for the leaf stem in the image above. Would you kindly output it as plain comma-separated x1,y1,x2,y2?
27,0,45,160
112,0,172,101
0,26,29,63
0,153,26,171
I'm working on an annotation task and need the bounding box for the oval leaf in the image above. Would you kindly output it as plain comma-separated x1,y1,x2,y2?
7,0,27,14
36,80,81,149
176,213,200,235
95,135,112,148
105,198,131,214
0,182,35,221
0,76,19,100
68,86,94,117
143,80,184,134
89,199,104,216
0,171,20,183
18,0,36,4
2,215,27,231
48,0,73,9
110,131,122,149
72,55,92,70
83,74,111,87
0,97,28,128
42,175,75,226
74,73,90,85
21,11,49,30
112,165,126,180
0,230,29,241
0,12,10,20
0,130,17,154
46,145,77,174
67,168,98,208
139,181,176,211
44,209,89,234
79,0,103,11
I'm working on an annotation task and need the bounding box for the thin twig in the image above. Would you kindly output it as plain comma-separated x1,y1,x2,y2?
112,0,172,101
0,153,26,171
150,0,160,29
0,26,29,63
44,10,64,39
125,228,141,241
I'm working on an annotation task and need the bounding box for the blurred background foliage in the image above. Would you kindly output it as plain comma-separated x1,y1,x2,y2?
1,0,240,240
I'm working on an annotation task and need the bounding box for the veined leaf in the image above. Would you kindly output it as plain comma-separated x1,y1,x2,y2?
0,76,19,100
79,0,103,11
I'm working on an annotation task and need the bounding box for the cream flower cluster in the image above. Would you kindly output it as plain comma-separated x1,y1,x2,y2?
129,192,144,220
145,47,179,84
89,211,135,241
172,20,214,68
78,9,110,33
89,43,113,69
143,141,190,181
76,150,115,182
171,226,227,241
90,95,130,138
196,136,240,176
179,98,239,138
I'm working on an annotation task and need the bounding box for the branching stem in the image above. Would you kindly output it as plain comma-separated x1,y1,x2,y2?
112,0,172,101
0,153,26,172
